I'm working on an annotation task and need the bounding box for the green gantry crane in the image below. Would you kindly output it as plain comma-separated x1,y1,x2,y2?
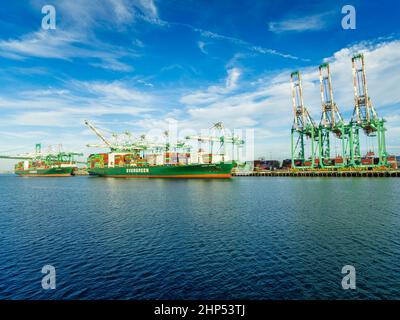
349,53,388,167
317,63,348,168
0,143,84,166
290,54,389,170
290,70,319,168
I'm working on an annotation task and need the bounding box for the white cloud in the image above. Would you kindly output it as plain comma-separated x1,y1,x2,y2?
180,68,241,105
225,68,241,90
198,41,207,54
155,20,307,61
137,79,154,87
196,27,305,61
32,0,158,28
137,0,158,18
0,30,82,60
90,59,134,72
14,111,73,127
0,81,158,132
0,28,136,72
79,81,154,103
0,0,160,71
268,11,335,33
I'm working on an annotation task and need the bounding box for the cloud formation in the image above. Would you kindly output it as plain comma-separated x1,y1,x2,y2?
0,0,160,71
268,11,335,33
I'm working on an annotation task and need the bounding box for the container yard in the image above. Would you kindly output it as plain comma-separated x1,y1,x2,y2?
233,169,400,177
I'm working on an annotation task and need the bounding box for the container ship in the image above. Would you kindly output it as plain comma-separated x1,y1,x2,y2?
0,144,83,177
85,121,244,178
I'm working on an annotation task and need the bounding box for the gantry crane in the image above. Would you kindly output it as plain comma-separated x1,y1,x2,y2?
289,54,389,170
0,143,42,161
186,122,244,164
0,143,83,165
349,54,387,166
318,63,347,168
84,120,146,152
84,120,115,150
85,120,192,164
290,71,318,168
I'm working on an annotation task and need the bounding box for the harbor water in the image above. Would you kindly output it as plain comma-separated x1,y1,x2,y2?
0,175,399,299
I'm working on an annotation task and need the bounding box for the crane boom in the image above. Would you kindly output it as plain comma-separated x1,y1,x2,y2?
186,135,244,144
84,120,113,148
86,144,111,148
0,155,33,160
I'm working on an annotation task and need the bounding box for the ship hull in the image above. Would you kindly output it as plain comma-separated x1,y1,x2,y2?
88,163,234,178
15,167,74,177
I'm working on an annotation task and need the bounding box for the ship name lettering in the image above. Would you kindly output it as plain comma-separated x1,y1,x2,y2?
126,168,149,173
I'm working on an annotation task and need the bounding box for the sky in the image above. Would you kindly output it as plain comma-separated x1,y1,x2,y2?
0,0,399,169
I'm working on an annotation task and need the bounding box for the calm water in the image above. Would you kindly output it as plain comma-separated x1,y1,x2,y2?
0,175,399,300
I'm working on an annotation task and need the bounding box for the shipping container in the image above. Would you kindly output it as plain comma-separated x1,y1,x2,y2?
361,158,373,165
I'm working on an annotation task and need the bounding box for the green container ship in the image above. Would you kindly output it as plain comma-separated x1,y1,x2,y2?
0,144,83,177
85,121,243,179
88,161,233,178
14,166,75,177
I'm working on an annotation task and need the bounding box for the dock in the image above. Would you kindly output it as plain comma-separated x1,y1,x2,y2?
233,170,400,177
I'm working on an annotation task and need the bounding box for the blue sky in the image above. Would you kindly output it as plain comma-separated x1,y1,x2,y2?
0,0,399,169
